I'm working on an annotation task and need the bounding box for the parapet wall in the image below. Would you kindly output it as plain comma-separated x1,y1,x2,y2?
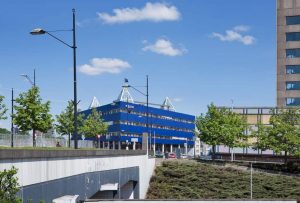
0,149,155,202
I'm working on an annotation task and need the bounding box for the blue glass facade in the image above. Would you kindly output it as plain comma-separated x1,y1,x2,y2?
81,101,195,148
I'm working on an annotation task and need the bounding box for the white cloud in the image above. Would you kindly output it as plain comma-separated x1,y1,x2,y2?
233,25,250,32
172,98,183,102
142,38,187,56
212,25,255,45
97,2,181,24
79,58,131,76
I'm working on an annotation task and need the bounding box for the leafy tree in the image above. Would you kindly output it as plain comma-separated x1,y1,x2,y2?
80,108,108,139
251,121,271,153
268,108,300,162
14,86,53,147
0,166,21,203
56,101,83,147
0,95,8,120
196,103,248,159
0,128,10,134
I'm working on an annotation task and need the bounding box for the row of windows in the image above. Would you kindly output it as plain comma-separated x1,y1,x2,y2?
115,120,194,133
286,16,300,25
286,81,300,90
105,131,193,141
286,49,300,58
286,98,300,106
286,32,300,41
102,108,194,124
118,132,193,141
286,65,300,74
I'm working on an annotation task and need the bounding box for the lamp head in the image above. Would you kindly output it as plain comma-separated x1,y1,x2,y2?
30,28,46,35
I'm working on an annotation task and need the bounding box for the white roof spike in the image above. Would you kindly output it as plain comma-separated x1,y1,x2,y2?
89,96,100,109
162,97,175,111
115,82,134,103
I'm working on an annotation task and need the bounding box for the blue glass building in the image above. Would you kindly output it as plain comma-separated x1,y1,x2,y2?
81,84,195,153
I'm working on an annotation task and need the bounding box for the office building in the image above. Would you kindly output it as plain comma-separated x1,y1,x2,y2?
277,0,300,106
81,81,196,154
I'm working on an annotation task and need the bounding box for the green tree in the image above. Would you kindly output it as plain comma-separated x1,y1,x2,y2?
251,121,271,153
56,101,83,147
14,86,53,147
268,108,300,162
196,103,248,159
0,167,21,203
81,108,108,139
0,95,8,120
0,128,10,134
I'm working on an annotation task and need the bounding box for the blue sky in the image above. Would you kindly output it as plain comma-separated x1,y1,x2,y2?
0,0,276,129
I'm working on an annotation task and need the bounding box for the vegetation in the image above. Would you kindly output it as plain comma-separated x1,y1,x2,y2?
147,161,300,200
269,109,300,161
0,167,21,203
250,108,300,163
80,108,108,138
0,95,8,120
0,128,10,134
196,104,248,159
250,121,270,152
14,87,53,147
56,101,83,147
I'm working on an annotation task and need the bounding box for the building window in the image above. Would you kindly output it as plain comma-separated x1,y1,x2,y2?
286,65,300,74
286,49,300,58
286,32,300,41
286,81,300,90
286,16,300,25
286,98,300,106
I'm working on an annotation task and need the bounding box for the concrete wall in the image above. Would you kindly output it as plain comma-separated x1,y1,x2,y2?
0,149,155,202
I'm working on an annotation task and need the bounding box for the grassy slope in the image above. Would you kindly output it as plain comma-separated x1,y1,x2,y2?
147,161,300,200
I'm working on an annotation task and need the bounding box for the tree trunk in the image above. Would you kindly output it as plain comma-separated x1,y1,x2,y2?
68,133,71,148
212,145,216,160
284,151,288,164
33,129,36,147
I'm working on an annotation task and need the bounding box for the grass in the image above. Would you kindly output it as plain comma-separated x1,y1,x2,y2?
147,160,300,200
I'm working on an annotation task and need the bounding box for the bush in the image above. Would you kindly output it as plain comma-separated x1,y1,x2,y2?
147,161,300,200
0,167,21,203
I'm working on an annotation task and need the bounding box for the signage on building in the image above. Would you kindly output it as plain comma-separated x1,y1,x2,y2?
131,138,138,142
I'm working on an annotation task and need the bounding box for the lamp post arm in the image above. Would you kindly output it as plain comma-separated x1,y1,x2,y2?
129,85,146,96
22,75,34,86
46,31,73,49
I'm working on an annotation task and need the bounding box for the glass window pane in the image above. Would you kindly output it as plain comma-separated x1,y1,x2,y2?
286,32,300,41
286,81,300,90
286,49,300,58
286,65,300,74
286,98,300,106
286,16,300,25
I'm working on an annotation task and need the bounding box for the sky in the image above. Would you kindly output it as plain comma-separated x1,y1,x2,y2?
0,0,276,129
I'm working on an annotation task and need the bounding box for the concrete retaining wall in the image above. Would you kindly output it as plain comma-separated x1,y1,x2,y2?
0,149,155,202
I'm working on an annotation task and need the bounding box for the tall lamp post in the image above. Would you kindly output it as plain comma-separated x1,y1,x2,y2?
230,98,234,161
20,69,37,146
11,88,14,148
30,9,79,149
126,76,149,155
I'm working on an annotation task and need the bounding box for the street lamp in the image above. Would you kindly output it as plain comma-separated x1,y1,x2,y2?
11,88,14,148
230,98,234,162
20,69,37,146
126,76,149,155
30,9,79,149
20,69,36,86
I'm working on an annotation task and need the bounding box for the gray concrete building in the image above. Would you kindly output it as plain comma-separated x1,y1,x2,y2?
277,0,300,106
